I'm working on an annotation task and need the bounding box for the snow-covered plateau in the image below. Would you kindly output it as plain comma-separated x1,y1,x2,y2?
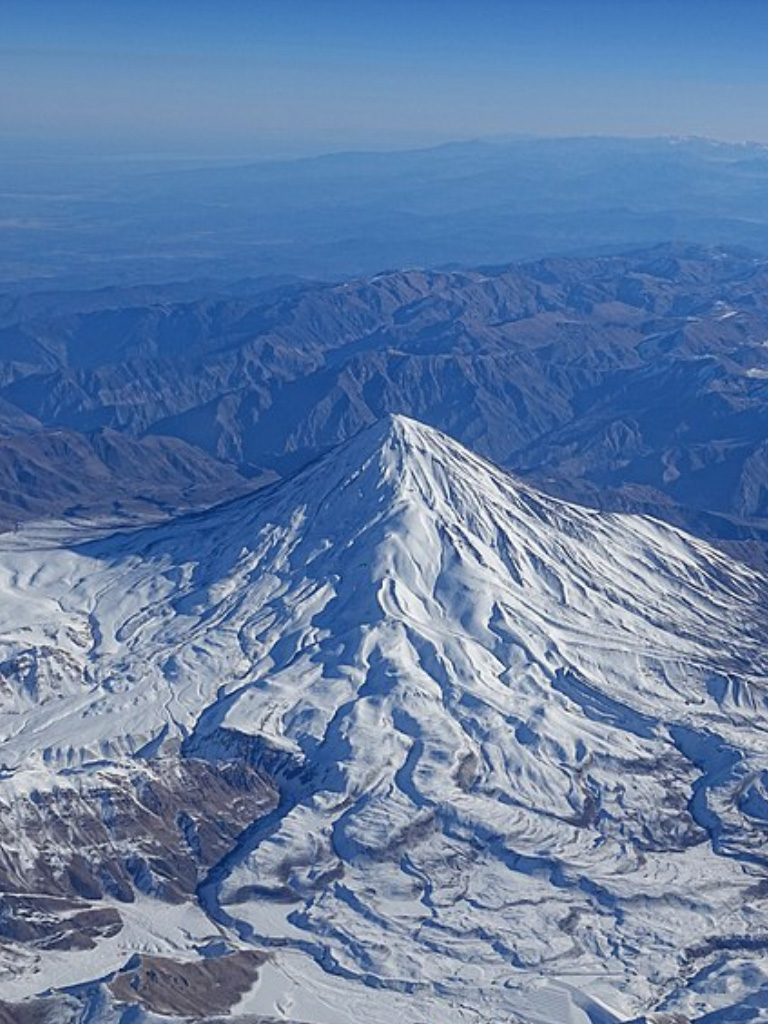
0,415,767,1023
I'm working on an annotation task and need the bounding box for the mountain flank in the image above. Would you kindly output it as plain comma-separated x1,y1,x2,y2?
0,417,766,1022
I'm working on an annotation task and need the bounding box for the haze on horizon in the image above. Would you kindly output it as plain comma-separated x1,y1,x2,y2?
3,0,768,160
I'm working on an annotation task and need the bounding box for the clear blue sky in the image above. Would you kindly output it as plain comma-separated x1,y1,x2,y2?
3,0,768,157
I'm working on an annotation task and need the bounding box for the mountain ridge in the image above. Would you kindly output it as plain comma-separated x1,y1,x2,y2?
2,245,768,571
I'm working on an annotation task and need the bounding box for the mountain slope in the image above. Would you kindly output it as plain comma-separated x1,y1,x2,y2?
0,427,262,530
0,416,767,1022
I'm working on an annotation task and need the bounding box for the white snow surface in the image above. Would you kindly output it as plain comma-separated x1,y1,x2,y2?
1,414,768,1022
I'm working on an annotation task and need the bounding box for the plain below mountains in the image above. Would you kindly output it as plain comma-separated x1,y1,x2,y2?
4,135,768,290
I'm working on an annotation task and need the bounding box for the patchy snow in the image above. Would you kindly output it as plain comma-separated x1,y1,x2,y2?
0,894,216,1003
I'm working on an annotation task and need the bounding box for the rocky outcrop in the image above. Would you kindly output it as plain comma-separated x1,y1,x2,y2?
0,758,276,910
109,951,268,1017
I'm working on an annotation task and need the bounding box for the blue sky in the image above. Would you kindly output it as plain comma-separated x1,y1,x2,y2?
3,0,768,157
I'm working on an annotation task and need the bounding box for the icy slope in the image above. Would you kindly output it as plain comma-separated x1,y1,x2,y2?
0,415,767,1022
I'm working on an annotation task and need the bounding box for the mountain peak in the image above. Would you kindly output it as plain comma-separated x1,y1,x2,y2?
332,410,442,454
298,410,523,511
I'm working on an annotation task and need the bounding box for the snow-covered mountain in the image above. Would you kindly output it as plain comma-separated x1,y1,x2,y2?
1,415,767,1023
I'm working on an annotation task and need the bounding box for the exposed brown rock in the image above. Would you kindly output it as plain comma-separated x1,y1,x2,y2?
0,757,276,906
109,951,267,1017
0,895,121,951
0,755,277,967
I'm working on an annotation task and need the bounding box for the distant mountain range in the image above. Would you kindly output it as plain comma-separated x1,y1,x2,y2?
1,417,766,1022
1,243,768,567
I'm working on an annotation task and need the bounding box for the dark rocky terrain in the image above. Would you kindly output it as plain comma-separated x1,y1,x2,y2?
2,243,768,563
0,428,265,530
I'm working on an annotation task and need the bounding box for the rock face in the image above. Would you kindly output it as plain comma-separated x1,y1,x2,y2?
108,951,268,1016
0,759,276,909
0,959,286,1024
0,757,276,1015
1,245,768,564
0,417,766,1022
